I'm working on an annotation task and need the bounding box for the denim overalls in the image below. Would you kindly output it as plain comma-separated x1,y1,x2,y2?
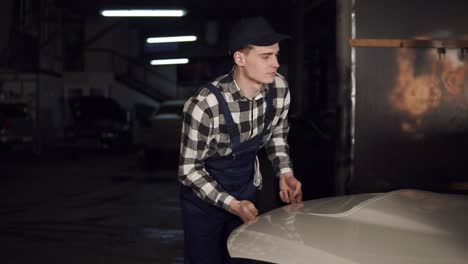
180,83,276,264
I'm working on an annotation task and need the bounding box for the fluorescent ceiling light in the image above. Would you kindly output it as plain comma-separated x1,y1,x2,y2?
150,58,189,65
101,9,186,17
147,35,197,44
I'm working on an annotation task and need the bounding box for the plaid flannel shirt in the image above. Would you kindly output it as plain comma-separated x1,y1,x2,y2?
178,70,293,210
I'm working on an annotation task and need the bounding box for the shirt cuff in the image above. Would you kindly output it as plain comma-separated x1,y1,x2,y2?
221,195,236,210
277,167,293,177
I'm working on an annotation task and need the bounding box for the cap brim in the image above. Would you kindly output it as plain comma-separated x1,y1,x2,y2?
250,33,290,47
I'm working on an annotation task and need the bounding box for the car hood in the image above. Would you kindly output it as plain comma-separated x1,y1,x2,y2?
227,189,468,264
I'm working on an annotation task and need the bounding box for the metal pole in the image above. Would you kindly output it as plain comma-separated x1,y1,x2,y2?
35,0,42,155
291,0,305,117
335,0,354,195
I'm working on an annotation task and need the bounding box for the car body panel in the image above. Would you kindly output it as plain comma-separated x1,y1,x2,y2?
228,189,468,264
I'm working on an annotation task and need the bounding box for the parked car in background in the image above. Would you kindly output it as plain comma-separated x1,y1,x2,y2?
228,189,468,264
0,102,34,151
64,96,131,152
140,100,185,168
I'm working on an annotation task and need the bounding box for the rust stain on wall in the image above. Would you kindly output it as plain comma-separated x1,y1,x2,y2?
389,39,468,137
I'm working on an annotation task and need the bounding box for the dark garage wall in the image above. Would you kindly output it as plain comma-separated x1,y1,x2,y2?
352,0,468,193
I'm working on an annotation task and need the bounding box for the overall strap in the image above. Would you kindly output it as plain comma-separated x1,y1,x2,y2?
205,83,241,146
262,84,276,135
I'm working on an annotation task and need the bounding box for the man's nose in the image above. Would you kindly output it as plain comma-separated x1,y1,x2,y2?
271,57,279,68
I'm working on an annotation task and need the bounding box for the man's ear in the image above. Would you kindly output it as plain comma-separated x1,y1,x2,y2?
233,51,245,66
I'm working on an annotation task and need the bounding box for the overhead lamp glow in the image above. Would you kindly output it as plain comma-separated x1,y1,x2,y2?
147,35,197,44
101,9,187,17
150,58,189,65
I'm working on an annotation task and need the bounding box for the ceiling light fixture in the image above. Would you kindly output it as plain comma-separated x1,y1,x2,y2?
101,9,187,17
150,58,189,65
147,35,197,43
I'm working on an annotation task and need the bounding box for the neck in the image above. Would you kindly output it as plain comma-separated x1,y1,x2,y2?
234,67,263,99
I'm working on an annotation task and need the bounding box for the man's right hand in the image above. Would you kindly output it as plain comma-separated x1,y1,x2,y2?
228,199,258,223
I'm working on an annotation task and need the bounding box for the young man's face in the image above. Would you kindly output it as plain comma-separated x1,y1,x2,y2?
236,43,280,85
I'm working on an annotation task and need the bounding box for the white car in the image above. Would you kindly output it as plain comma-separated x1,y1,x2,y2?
228,189,468,264
141,100,185,167
144,100,184,152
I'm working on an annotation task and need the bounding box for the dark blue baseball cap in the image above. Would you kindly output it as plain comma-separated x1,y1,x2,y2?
228,16,289,55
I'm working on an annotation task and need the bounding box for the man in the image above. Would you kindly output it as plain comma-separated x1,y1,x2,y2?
178,16,302,264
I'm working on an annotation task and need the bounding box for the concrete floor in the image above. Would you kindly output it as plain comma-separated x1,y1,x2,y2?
1,150,184,264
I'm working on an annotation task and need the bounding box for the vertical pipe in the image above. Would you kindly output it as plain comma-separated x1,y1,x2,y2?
350,0,356,193
60,5,66,141
0,0,14,58
335,0,353,195
35,0,42,154
290,0,305,117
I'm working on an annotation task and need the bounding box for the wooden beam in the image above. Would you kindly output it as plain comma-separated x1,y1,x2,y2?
349,38,468,48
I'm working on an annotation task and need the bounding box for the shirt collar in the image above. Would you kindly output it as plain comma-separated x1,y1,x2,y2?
219,67,269,101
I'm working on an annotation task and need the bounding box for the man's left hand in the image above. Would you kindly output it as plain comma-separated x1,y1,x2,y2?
279,172,302,204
